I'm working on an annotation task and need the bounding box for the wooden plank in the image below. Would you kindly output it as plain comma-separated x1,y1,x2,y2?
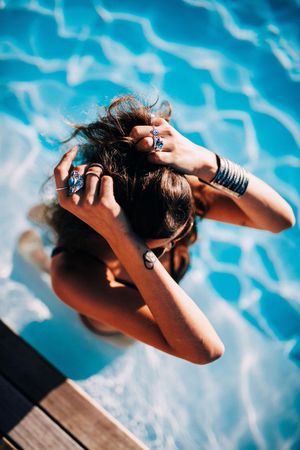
0,374,83,450
0,321,65,401
0,321,148,450
40,380,149,450
0,437,18,450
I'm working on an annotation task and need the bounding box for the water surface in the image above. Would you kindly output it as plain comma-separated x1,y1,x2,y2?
0,1,300,449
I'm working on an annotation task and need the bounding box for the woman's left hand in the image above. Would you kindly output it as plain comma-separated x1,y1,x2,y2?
130,117,217,181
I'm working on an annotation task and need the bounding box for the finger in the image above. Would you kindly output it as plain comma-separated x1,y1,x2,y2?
56,162,85,205
54,147,78,185
137,135,172,154
82,165,103,205
54,147,79,202
99,175,115,204
66,164,87,205
129,125,153,144
151,116,166,127
135,136,155,153
74,164,87,174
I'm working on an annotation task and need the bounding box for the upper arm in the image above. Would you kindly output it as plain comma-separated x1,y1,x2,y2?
203,189,253,227
192,179,258,229
50,253,179,358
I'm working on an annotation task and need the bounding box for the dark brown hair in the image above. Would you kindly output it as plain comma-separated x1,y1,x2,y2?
44,94,208,249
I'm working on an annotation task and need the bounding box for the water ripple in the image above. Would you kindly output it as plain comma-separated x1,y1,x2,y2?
1,1,300,449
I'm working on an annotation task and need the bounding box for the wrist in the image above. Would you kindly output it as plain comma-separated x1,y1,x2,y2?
193,146,218,183
199,153,250,198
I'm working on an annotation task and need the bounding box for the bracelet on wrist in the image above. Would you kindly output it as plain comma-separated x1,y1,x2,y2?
198,153,249,198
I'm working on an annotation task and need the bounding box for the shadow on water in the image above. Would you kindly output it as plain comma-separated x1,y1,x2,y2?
10,249,136,380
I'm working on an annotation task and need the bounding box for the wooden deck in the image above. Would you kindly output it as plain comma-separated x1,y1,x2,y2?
0,320,149,450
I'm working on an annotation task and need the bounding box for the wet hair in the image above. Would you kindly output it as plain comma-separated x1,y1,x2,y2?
44,94,208,249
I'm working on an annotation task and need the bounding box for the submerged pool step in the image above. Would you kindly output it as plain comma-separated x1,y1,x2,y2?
0,320,148,450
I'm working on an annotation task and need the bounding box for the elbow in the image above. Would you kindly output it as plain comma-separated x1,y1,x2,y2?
270,210,296,234
186,342,226,365
50,265,67,301
50,269,62,298
205,342,226,364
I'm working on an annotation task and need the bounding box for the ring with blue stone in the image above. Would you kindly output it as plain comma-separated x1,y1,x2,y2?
67,170,84,195
153,136,164,151
151,127,159,137
150,126,164,151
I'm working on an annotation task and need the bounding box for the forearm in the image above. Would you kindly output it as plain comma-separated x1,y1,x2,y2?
105,227,224,364
194,146,296,233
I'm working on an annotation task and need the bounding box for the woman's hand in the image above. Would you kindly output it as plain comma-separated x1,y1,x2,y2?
130,117,218,182
53,147,131,240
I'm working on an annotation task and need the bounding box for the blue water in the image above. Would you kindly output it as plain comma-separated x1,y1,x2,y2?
1,1,300,449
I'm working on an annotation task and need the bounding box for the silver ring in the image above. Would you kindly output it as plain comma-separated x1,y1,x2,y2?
88,163,104,170
67,170,85,195
56,186,68,191
85,171,100,179
151,126,164,151
151,126,159,137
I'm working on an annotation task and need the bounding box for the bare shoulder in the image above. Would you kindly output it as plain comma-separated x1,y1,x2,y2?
50,249,116,300
50,251,178,357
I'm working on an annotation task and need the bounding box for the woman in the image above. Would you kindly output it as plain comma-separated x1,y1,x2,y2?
44,95,295,364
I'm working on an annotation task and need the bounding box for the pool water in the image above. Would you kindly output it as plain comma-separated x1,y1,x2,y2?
1,1,300,449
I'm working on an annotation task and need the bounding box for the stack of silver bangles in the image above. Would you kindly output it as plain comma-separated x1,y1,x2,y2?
200,154,249,198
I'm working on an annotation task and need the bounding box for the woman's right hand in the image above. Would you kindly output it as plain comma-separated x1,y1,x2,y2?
53,147,132,241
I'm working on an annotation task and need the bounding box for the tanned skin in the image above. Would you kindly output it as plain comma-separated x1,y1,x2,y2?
51,118,295,365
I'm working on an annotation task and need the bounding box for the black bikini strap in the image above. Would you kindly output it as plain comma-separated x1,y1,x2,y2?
51,246,138,290
51,246,106,266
